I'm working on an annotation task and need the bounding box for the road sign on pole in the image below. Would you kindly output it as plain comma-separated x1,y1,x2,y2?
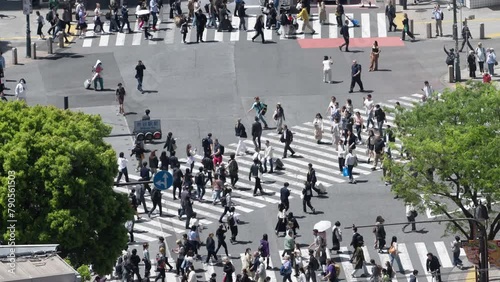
23,0,32,15
153,170,173,190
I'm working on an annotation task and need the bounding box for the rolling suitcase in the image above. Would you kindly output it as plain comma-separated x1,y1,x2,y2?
275,158,285,170
84,78,92,89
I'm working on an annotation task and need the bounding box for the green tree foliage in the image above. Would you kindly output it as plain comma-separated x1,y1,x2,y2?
0,102,133,274
386,82,500,240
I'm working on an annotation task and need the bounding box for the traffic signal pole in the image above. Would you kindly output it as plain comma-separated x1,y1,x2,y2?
347,218,488,282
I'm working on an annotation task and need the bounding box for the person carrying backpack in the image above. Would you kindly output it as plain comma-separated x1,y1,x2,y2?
227,206,239,243
249,158,264,196
129,189,141,220
280,255,293,281
444,45,456,66
228,153,239,188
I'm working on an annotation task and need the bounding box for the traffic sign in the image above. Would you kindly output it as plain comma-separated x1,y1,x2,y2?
153,170,173,190
23,0,32,15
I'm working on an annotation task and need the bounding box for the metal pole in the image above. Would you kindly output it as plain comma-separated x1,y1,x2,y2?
26,14,31,58
453,0,461,81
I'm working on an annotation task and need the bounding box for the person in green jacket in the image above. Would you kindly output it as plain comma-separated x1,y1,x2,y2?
351,241,369,278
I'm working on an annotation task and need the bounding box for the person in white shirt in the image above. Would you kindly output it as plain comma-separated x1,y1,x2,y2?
345,149,357,184
363,94,375,130
422,80,434,102
326,96,337,121
322,56,333,83
433,5,443,37
331,118,341,149
313,113,324,144
403,203,417,232
263,140,274,173
15,78,27,102
116,152,130,182
337,140,345,173
476,42,486,74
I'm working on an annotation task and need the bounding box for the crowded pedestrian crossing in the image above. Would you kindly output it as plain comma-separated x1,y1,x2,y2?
78,11,396,48
106,238,467,281
113,93,423,243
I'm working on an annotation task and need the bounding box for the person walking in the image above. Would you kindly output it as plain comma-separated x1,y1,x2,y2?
385,2,396,32
259,234,271,269
403,202,417,232
238,1,247,30
263,140,274,173
363,94,375,130
273,103,285,134
116,152,130,183
345,149,357,184
281,255,293,281
252,15,265,43
432,5,443,37
280,182,291,211
421,80,434,101
205,233,218,263
77,7,88,38
14,78,27,102
351,241,369,278
374,105,386,136
467,50,477,78
313,113,324,144
150,0,159,30
281,125,295,158
143,243,152,279
476,42,486,74
451,236,463,269
115,83,126,115
36,11,46,39
93,3,104,34
335,2,344,26
195,10,207,43
234,119,248,156
93,60,104,91
349,60,364,93
297,4,315,34
215,224,229,257
227,153,239,188
322,56,333,83
460,21,474,52
249,158,264,196
148,187,163,217
487,48,496,75
426,253,442,282
369,41,381,71
331,221,342,254
120,5,132,33
307,163,323,195
375,216,386,253
135,60,146,93
302,181,315,213
401,13,415,41
339,20,350,52
251,116,263,152
219,188,233,223
247,96,269,128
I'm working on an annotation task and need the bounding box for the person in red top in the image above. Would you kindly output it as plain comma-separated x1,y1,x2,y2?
483,71,492,83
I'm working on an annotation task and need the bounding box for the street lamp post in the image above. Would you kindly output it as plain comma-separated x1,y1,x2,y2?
26,14,31,58
453,0,461,81
347,218,488,282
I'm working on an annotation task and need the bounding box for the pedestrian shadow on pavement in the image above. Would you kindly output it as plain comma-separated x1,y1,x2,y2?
232,240,252,245
375,69,392,72
354,179,368,183
39,52,85,60
123,112,138,116
329,80,343,84
142,90,158,94
150,38,164,42
347,50,364,53
263,41,277,44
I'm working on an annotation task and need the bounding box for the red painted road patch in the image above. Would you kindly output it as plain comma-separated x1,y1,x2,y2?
297,37,405,49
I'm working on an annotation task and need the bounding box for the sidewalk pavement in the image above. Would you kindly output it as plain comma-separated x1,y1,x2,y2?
440,63,500,88
391,0,500,42
0,8,77,64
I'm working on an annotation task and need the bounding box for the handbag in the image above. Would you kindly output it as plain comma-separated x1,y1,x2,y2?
389,245,396,255
342,166,349,177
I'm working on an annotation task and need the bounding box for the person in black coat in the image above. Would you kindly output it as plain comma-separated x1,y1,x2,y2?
238,2,247,30
302,181,315,214
251,116,263,151
280,182,291,210
252,15,265,43
426,253,442,282
280,124,295,158
467,50,477,78
195,10,207,43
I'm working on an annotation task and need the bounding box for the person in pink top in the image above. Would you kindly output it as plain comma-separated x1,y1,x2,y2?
93,60,104,91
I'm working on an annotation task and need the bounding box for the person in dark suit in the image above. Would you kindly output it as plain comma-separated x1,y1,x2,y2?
280,124,295,158
251,116,263,151
339,20,350,52
307,163,324,195
280,182,290,211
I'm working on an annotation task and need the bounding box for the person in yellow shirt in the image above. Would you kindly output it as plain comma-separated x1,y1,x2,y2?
297,4,315,34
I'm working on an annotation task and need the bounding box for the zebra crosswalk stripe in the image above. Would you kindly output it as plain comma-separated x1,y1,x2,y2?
415,242,433,282
377,12,387,38
361,13,370,38
115,31,126,46
329,13,338,38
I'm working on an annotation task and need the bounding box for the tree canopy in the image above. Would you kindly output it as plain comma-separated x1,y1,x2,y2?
386,82,500,240
0,102,133,274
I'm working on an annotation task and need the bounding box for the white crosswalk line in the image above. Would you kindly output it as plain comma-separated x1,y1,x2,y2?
328,14,338,38
414,242,433,282
267,255,279,282
82,23,95,47
339,247,356,282
411,93,423,98
397,243,414,279
231,17,240,41
345,13,353,38
377,12,387,38
361,13,370,38
399,96,421,103
99,34,110,46
132,30,142,45
247,17,257,41
203,261,216,281
165,22,175,44
312,15,321,39
295,20,305,39
388,99,415,108
214,30,224,42
115,32,126,46
434,241,453,268
361,246,372,264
